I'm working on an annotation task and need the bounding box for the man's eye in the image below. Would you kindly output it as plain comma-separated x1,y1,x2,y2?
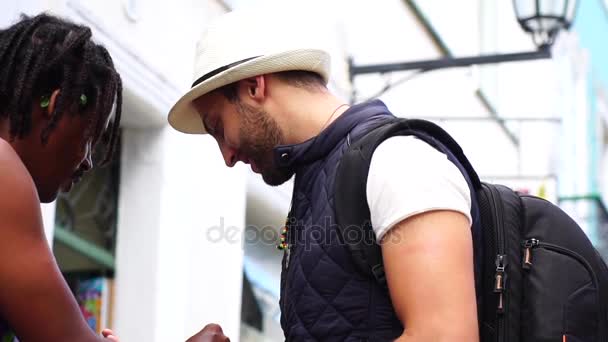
210,120,219,135
214,121,224,140
203,116,215,135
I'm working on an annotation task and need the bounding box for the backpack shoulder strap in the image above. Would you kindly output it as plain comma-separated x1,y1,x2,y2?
334,118,481,284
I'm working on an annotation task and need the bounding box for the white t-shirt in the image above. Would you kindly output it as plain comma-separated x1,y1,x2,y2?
366,136,472,241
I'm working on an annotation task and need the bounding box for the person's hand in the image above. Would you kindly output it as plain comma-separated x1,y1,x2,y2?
186,323,230,342
102,328,120,342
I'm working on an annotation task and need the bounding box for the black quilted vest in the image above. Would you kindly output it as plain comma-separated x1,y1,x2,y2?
276,100,403,341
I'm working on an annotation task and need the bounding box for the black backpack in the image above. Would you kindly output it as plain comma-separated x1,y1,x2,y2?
334,118,608,342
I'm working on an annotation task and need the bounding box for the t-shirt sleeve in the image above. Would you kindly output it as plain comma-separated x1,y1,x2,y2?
365,136,472,241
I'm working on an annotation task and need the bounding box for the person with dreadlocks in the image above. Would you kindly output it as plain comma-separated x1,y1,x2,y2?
0,13,122,342
0,12,233,342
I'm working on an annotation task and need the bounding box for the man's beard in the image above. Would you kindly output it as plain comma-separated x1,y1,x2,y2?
236,101,294,186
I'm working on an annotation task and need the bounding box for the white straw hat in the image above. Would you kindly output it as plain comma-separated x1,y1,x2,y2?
168,8,332,134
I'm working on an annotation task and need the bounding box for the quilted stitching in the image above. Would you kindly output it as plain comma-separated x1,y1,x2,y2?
280,102,403,341
281,102,402,341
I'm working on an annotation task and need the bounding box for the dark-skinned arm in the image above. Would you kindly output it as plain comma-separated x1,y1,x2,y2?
0,142,113,342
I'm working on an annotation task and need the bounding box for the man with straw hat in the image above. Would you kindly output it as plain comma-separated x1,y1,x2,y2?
169,7,478,342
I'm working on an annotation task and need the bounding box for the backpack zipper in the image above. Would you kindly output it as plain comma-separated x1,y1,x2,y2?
484,184,508,342
522,238,540,270
522,239,606,341
494,254,507,313
521,239,600,298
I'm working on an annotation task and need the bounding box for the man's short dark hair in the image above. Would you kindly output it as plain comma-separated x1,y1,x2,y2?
218,70,326,103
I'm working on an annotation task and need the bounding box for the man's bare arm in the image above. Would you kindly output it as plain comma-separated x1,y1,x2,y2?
380,210,479,342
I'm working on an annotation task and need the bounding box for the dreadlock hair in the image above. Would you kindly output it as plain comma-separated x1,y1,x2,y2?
0,13,122,165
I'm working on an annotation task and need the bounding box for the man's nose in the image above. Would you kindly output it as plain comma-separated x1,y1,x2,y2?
219,143,237,167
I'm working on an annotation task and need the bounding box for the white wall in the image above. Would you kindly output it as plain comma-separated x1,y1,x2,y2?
113,128,164,342
114,126,247,342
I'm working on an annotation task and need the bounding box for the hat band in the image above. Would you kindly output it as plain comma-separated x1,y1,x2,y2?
191,56,262,88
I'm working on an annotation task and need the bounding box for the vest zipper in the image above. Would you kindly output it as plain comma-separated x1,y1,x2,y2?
281,205,295,324
484,184,508,342
281,247,291,321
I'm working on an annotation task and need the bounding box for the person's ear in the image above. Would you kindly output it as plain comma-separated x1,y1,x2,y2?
41,89,61,118
245,75,266,101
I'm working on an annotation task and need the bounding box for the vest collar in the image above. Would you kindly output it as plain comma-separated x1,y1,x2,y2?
272,100,393,169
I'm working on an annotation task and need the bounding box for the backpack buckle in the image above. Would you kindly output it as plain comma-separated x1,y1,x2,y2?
371,264,387,286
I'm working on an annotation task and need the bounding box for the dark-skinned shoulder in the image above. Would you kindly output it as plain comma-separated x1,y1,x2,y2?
0,138,44,238
0,139,106,342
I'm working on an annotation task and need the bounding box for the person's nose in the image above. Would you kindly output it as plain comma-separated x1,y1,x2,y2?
219,143,238,167
81,142,93,172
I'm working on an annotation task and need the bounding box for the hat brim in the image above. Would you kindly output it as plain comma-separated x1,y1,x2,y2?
168,49,331,134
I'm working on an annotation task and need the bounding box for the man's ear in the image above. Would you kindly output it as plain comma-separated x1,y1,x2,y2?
44,89,61,118
242,75,266,102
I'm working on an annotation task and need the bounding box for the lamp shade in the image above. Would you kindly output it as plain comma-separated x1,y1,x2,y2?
513,0,578,46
